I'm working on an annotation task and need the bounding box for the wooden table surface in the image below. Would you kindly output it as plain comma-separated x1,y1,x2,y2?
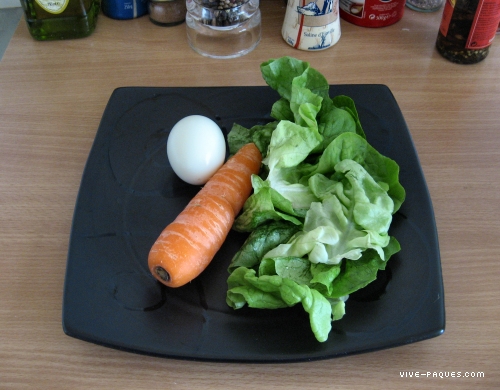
1,1,499,388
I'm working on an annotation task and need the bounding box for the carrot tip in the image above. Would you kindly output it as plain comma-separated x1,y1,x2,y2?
154,266,171,283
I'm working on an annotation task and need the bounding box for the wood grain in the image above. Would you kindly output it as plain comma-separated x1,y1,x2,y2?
1,2,499,388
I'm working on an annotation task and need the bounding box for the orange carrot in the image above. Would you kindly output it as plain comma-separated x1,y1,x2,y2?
148,143,262,288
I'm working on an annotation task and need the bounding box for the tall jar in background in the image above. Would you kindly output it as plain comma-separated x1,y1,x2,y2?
282,0,341,51
20,0,100,40
436,0,500,64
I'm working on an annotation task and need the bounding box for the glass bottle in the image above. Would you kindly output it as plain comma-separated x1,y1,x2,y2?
148,0,186,26
20,0,100,41
102,0,148,20
186,0,261,59
406,0,444,12
435,0,500,64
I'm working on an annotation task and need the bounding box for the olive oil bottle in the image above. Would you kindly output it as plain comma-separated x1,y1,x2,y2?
20,0,100,41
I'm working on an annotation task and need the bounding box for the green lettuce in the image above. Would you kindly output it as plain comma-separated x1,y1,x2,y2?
228,220,301,272
225,57,405,342
264,159,395,266
226,265,346,342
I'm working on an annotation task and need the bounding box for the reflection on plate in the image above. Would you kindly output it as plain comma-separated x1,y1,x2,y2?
62,85,445,362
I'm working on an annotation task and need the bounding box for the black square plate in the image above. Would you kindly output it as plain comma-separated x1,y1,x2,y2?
62,85,445,362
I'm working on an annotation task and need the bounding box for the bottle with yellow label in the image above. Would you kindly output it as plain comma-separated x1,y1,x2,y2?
20,0,100,40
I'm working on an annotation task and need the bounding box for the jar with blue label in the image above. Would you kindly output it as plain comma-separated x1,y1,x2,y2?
102,0,149,20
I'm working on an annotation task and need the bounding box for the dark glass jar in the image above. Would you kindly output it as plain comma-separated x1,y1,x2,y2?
149,0,187,26
436,0,500,64
406,0,444,12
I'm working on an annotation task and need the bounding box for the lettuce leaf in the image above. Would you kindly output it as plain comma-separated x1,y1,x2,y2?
233,175,304,232
263,158,396,265
226,266,344,342
228,221,301,272
226,56,405,343
310,132,405,213
260,57,330,103
227,121,278,158
326,237,401,298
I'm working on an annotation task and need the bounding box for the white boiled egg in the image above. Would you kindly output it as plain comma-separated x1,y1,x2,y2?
166,115,226,185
